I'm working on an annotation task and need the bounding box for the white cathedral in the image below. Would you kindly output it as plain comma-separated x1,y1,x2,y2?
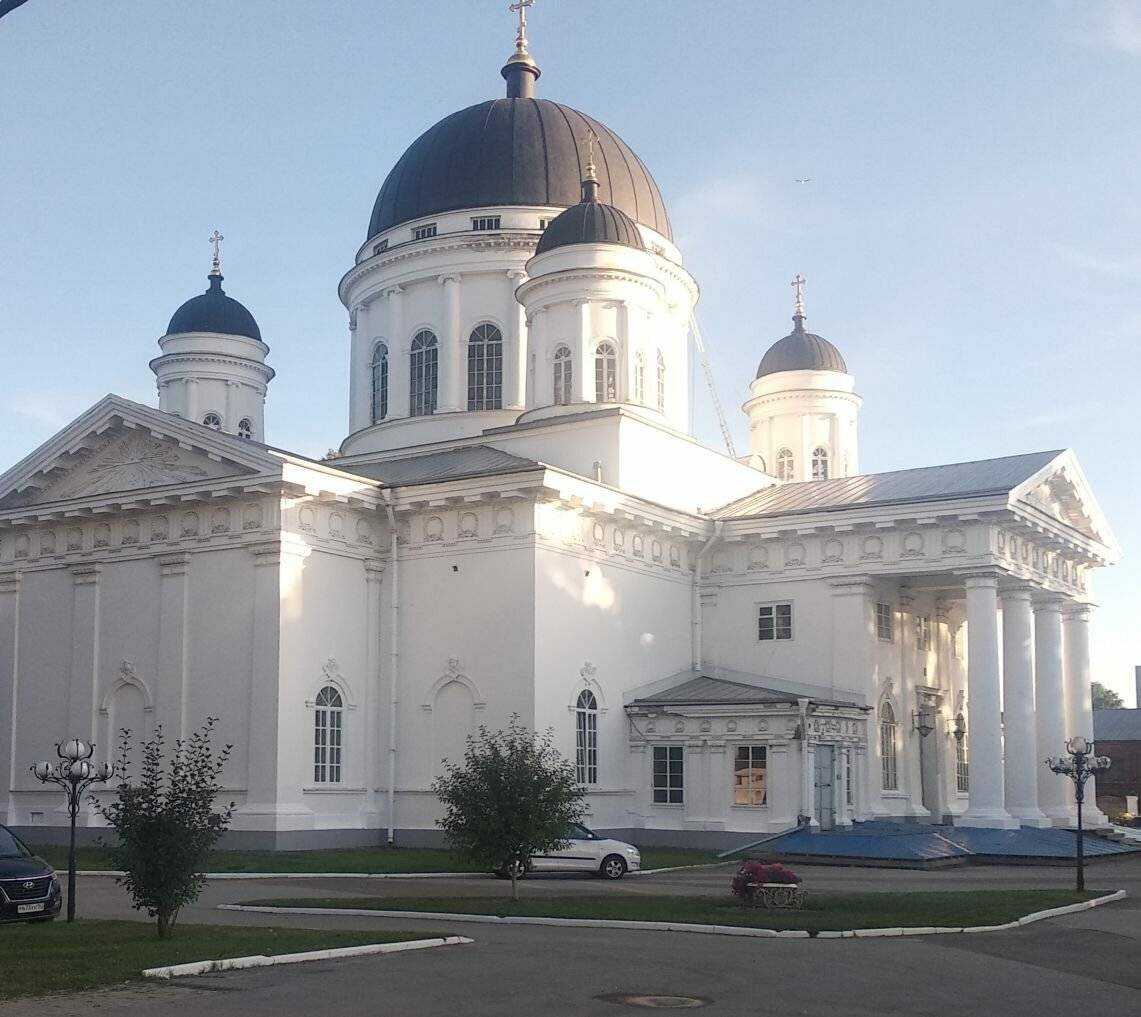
0,24,1121,849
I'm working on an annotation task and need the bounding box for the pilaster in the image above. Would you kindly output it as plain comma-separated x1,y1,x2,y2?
68,564,102,749
0,572,21,823
156,554,191,740
440,275,463,411
506,270,528,409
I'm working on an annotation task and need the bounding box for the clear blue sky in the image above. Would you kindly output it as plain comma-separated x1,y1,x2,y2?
2,1,1138,704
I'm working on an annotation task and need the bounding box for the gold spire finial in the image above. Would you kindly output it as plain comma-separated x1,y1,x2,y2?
585,127,598,181
509,0,535,53
209,230,224,277
791,273,806,319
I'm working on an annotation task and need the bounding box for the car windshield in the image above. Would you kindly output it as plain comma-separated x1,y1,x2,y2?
0,826,30,859
566,823,595,840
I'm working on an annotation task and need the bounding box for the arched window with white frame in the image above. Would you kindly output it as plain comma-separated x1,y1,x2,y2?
409,329,438,416
313,685,344,784
595,342,618,402
553,345,573,405
812,446,830,480
880,701,898,791
575,689,598,785
776,447,795,481
370,342,389,423
202,412,222,430
656,350,666,411
237,418,253,440
467,323,503,410
633,352,646,404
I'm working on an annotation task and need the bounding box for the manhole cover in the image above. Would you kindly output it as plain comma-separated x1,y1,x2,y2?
598,993,708,1009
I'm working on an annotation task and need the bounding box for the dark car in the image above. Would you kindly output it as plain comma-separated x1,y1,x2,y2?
0,824,61,922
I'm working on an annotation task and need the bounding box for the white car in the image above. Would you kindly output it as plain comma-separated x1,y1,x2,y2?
498,824,642,880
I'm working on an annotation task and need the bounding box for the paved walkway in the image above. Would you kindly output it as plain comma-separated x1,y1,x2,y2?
7,858,1140,1016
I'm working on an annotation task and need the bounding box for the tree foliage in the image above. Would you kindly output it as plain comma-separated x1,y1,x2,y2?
1091,682,1124,710
431,715,587,899
96,718,234,937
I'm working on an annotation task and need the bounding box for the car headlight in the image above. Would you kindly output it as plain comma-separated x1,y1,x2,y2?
51,876,61,893
625,847,640,856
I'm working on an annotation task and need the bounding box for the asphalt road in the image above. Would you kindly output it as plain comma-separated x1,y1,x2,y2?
5,857,1140,1017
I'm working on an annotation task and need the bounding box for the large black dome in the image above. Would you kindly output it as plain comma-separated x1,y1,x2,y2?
756,317,847,378
166,274,262,342
366,98,672,243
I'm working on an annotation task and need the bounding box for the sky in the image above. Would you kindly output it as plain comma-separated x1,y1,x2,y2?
1,0,1138,705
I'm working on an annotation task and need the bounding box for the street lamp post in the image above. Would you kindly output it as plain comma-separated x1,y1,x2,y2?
1044,736,1111,893
31,740,113,922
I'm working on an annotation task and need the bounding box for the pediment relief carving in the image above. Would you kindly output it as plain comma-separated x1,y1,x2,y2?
1017,469,1101,543
2,427,255,508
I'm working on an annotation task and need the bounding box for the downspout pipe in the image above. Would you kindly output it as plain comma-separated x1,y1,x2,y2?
383,492,399,846
692,521,723,672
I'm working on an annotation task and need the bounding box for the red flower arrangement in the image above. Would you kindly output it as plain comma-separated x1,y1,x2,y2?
730,859,800,899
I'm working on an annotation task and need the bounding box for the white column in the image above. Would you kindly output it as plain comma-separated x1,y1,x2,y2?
1063,604,1109,827
506,270,528,409
1001,586,1049,825
439,275,463,411
1034,597,1074,823
798,699,815,825
364,559,384,828
387,287,409,419
242,543,281,822
156,554,190,740
224,380,238,432
185,378,199,423
577,300,593,402
0,572,21,824
957,572,1018,827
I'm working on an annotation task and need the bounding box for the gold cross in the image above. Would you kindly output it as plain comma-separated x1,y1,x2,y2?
791,273,806,317
509,0,534,49
209,230,224,275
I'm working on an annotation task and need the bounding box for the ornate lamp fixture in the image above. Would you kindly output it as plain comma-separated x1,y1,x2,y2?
953,712,967,744
912,703,936,738
1045,736,1111,892
30,740,114,922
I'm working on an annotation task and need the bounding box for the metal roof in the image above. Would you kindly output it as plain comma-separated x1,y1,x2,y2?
535,193,645,255
715,449,1063,520
166,274,261,342
628,675,859,709
366,98,671,241
1094,709,1141,741
756,319,847,378
338,445,541,488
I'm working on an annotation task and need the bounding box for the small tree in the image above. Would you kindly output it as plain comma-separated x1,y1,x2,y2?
1091,682,1124,710
96,718,234,937
432,715,586,900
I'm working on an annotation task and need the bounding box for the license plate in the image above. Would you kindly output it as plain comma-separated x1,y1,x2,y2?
17,903,45,914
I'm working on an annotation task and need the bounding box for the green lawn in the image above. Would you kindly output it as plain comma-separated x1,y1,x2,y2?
239,889,1095,934
0,919,419,1001
28,843,718,875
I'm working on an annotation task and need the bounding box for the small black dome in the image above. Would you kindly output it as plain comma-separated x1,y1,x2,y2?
367,98,671,242
166,274,262,342
535,188,646,255
756,317,847,378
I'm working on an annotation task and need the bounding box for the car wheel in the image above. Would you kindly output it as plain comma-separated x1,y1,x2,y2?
600,854,627,880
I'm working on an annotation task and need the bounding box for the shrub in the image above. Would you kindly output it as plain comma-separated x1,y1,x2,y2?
730,859,800,898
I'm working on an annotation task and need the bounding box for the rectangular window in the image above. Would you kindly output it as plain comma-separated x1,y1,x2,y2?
538,217,551,229
652,745,684,804
372,239,388,255
471,215,501,231
916,615,932,652
758,603,793,641
733,745,767,806
876,602,894,641
412,223,437,240
956,740,970,793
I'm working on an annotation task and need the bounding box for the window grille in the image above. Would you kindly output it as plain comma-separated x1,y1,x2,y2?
812,446,829,480
202,412,222,430
876,603,894,641
412,223,437,240
758,603,793,641
409,330,438,416
776,448,794,481
466,324,503,410
314,686,344,784
553,345,573,405
656,350,666,411
237,418,253,440
595,342,618,402
471,216,501,231
880,702,898,790
575,690,598,784
652,745,684,804
371,342,389,422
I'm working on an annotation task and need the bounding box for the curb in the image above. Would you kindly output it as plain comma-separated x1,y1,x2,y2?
70,870,474,880
632,862,735,876
142,935,473,979
218,889,1126,940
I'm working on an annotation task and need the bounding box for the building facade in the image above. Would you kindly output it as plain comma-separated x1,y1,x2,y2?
0,29,1121,848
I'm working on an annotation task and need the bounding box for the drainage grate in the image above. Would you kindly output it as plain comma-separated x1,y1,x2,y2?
598,994,708,1009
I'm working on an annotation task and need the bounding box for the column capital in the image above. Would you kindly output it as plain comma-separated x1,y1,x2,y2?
960,567,1002,590
437,273,461,287
70,563,102,585
158,553,191,577
506,268,528,282
1062,601,1094,621
363,558,386,581
1000,584,1036,604
1032,594,1066,614
0,571,22,595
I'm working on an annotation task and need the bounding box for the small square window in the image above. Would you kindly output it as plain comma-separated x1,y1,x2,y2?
471,216,501,231
652,745,684,804
758,603,793,641
538,217,552,230
373,239,389,255
412,223,437,241
733,745,767,806
876,602,894,641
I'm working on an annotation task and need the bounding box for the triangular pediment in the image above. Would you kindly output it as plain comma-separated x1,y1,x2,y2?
0,396,279,512
1010,450,1120,557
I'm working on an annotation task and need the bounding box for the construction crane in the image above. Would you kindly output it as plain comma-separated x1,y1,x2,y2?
689,312,738,460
